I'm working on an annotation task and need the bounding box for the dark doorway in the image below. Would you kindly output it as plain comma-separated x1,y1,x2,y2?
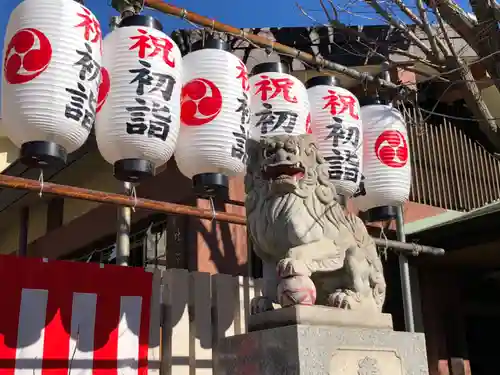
465,315,500,375
463,274,500,375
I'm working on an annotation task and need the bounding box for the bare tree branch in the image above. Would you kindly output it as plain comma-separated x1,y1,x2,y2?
415,0,448,57
363,0,433,55
433,2,497,134
302,1,442,70
314,0,500,146
426,0,500,94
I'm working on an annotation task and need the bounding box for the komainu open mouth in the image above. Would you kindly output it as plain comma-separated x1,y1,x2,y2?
262,163,305,181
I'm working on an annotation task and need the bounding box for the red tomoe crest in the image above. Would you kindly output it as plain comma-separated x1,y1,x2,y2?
374,130,408,168
96,67,110,113
4,28,52,85
181,78,223,126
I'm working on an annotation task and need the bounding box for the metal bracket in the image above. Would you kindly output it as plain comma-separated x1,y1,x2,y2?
111,0,145,15
109,15,121,31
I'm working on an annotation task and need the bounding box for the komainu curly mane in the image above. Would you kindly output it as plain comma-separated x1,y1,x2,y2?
245,134,386,312
245,134,353,260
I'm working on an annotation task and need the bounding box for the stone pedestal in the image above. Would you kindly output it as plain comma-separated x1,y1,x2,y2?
215,306,429,375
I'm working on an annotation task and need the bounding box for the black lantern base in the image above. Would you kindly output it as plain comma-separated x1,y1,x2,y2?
20,141,67,169
193,173,229,199
360,206,398,222
114,158,154,182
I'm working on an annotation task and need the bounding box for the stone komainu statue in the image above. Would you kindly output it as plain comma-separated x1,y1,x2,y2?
245,134,386,314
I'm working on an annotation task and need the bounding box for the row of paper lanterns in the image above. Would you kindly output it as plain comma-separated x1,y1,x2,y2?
0,0,411,213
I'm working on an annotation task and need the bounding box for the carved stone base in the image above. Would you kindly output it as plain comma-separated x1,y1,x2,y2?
216,322,429,375
249,305,394,332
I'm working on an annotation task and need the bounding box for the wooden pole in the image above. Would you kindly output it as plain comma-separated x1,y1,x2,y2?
144,0,405,92
0,174,445,256
0,174,246,225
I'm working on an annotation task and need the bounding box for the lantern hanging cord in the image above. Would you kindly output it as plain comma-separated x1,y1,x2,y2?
209,196,216,222
38,169,44,198
378,226,389,261
267,40,275,57
129,184,138,212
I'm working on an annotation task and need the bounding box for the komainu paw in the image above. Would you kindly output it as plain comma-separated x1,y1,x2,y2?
250,296,275,315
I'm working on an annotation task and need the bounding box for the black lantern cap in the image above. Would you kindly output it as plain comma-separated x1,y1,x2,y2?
360,206,398,222
192,37,229,52
305,75,339,89
250,62,290,76
359,95,388,106
119,14,163,31
20,141,67,169
192,173,229,199
114,158,155,182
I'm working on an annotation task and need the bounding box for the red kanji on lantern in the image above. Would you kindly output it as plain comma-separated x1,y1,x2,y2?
129,28,176,68
75,7,101,45
322,89,359,120
253,75,298,103
305,113,312,134
236,61,249,92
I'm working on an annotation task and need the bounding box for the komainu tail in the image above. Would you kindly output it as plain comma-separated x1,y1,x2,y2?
343,212,376,251
344,212,386,310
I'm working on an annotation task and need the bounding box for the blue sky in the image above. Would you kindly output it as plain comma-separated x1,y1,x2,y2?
0,0,474,55
0,0,328,49
0,0,474,54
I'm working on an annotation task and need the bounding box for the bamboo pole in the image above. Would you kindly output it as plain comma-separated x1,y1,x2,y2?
144,0,405,92
0,174,246,225
0,174,444,256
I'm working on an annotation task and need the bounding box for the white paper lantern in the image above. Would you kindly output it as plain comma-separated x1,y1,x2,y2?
1,0,102,167
352,99,411,213
174,39,250,196
95,15,182,182
306,76,362,197
249,62,310,139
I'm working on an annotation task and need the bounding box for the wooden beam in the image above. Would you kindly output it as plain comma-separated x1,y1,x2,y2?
144,0,404,93
0,174,444,256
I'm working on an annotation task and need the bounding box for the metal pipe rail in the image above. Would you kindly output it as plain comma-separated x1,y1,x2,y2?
0,174,444,256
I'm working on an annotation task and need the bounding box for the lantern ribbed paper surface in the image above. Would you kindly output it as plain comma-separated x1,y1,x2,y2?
249,64,310,139
307,79,362,197
1,0,102,156
353,104,411,211
175,46,250,179
95,17,182,181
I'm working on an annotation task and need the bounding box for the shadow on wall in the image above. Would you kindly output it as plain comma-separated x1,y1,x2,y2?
190,195,248,276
